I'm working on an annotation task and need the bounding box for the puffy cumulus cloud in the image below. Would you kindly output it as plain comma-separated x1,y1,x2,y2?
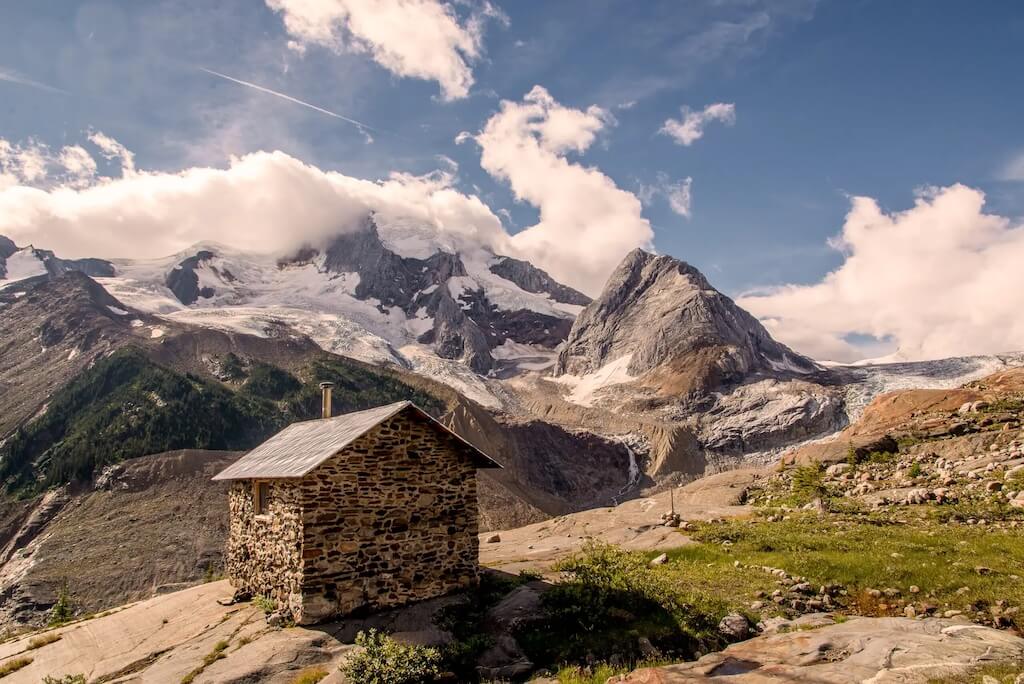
266,0,506,100
0,137,108,189
738,184,1024,363
470,86,654,294
0,136,510,262
660,102,735,146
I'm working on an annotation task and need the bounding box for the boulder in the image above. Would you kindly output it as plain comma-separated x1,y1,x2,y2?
717,613,752,641
475,634,534,681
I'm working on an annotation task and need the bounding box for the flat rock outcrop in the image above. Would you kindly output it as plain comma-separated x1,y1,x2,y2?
619,616,1024,683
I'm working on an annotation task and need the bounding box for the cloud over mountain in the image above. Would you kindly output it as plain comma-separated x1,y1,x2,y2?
739,184,1024,363
470,86,655,294
0,116,654,296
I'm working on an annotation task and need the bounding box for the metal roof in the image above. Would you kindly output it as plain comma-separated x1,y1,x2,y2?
212,401,500,481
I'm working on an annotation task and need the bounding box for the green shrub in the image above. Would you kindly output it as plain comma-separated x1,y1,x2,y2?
42,676,86,684
48,582,73,627
340,629,441,684
908,462,922,478
790,464,826,503
252,595,276,614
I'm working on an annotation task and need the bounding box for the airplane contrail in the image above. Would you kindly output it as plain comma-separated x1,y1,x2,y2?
200,67,379,136
0,67,68,95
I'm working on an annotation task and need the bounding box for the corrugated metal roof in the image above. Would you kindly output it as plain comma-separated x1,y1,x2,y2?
212,401,500,480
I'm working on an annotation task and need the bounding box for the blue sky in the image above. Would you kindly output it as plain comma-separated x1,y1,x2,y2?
2,0,1024,361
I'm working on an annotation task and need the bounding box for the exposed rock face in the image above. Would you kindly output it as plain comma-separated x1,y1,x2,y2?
0,272,142,437
0,450,234,629
225,412,481,624
489,256,591,307
555,249,817,390
166,249,222,304
0,236,17,278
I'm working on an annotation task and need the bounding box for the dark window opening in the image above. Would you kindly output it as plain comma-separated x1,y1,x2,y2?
254,481,270,515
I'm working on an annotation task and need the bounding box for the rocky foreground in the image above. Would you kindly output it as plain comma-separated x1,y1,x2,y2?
0,369,1022,682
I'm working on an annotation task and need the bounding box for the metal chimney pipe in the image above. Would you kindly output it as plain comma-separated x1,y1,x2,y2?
319,382,334,419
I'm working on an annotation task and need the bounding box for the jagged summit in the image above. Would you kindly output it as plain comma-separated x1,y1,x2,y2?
0,235,114,286
555,248,818,396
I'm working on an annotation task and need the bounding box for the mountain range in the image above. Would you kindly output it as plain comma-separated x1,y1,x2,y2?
2,218,1024,630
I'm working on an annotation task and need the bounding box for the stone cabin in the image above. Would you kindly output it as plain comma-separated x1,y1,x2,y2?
212,393,501,624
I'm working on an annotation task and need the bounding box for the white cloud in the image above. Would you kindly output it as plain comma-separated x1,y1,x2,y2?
665,177,693,218
88,131,136,175
1,137,113,190
999,151,1024,182
660,102,736,146
0,137,510,265
639,173,693,218
57,146,99,188
2,110,652,296
738,184,1024,362
470,86,654,294
265,0,506,100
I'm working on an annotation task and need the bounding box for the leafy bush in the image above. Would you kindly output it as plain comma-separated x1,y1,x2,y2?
908,462,922,478
340,629,441,684
42,676,86,684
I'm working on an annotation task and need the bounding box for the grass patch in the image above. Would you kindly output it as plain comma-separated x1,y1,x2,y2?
27,632,61,649
289,667,329,684
691,515,1024,625
42,677,86,684
180,639,230,684
252,595,276,614
0,656,32,678
555,662,633,684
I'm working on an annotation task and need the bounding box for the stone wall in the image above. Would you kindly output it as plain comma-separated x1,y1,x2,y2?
225,479,304,616
224,409,482,624
295,412,481,623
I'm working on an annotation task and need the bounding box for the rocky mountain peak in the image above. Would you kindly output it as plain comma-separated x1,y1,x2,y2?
554,248,817,394
0,235,16,260
0,235,114,286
